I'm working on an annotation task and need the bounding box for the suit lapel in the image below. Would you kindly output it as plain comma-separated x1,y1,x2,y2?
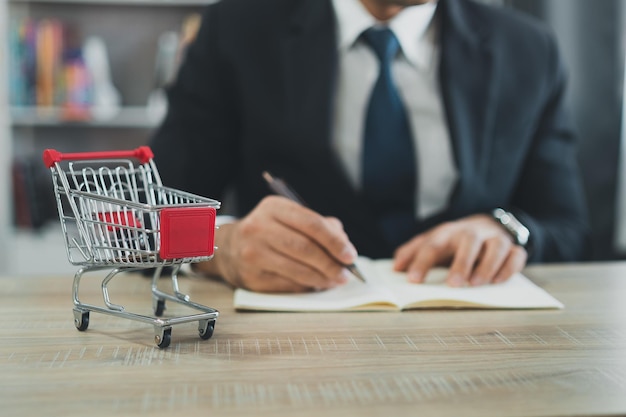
439,0,497,216
280,0,390,256
280,0,336,147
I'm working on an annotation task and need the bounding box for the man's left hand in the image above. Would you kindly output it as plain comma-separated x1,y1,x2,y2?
392,214,528,286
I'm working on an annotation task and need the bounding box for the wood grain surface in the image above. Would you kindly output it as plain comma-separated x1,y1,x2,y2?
1,262,626,417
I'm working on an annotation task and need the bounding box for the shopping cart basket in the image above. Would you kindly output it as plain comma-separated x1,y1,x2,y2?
43,146,221,348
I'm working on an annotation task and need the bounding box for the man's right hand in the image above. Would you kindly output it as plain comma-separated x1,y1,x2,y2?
193,196,358,292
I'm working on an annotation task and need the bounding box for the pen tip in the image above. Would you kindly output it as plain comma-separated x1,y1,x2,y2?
262,171,273,182
349,265,367,283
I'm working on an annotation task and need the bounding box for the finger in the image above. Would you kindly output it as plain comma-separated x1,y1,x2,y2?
446,232,483,287
239,241,348,291
325,216,345,233
469,236,512,286
241,270,314,293
270,221,350,286
229,211,348,288
271,198,357,265
405,242,449,284
255,225,350,289
392,235,424,272
493,246,528,283
233,198,350,290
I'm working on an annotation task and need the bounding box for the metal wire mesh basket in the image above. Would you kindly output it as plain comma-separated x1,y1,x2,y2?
43,146,221,348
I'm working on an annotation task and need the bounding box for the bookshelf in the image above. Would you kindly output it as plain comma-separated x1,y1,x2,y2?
1,0,214,276
10,105,160,128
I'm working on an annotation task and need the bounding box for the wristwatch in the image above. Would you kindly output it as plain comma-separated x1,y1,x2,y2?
492,208,530,247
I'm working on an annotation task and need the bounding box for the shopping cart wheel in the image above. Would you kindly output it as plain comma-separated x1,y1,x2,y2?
154,299,166,317
155,327,172,349
198,319,215,340
73,309,89,331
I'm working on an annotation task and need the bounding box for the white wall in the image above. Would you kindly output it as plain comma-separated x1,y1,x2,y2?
0,0,12,274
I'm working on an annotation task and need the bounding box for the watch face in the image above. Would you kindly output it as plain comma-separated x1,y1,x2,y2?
492,209,529,247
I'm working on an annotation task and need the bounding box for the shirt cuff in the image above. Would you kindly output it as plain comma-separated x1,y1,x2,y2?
181,214,238,276
215,215,238,227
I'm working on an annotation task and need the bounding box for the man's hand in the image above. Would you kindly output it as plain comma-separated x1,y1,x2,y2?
393,214,528,287
194,196,358,292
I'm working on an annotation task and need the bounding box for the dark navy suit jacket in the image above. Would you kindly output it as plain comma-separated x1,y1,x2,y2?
150,0,590,261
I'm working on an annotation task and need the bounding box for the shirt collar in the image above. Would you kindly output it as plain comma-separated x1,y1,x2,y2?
331,0,439,68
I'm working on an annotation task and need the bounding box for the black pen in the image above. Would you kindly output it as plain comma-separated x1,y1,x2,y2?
262,171,367,283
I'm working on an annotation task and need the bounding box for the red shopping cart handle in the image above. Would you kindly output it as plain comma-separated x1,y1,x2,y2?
43,146,154,168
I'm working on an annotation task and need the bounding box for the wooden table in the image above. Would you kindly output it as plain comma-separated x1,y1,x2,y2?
1,262,626,417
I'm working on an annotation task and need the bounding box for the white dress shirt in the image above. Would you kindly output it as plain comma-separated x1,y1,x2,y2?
331,0,458,219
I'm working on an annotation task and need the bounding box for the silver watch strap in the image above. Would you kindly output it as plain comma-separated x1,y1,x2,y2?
492,208,530,247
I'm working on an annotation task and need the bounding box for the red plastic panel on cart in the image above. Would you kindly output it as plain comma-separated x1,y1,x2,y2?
159,207,216,259
98,211,142,231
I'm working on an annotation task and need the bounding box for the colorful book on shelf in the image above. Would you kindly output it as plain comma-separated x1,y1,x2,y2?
233,258,564,312
36,18,64,107
8,21,26,106
8,19,37,106
10,17,95,115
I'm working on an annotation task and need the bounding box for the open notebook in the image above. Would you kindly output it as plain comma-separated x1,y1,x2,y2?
233,258,563,312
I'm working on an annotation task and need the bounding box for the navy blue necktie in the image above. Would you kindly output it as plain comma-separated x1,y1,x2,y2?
361,27,417,247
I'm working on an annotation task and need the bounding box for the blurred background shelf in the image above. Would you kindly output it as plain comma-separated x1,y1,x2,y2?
1,0,210,275
10,106,161,128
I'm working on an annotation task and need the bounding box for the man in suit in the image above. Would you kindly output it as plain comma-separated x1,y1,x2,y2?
150,0,590,292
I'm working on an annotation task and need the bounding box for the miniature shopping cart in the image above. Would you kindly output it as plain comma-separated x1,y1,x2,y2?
43,146,221,348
